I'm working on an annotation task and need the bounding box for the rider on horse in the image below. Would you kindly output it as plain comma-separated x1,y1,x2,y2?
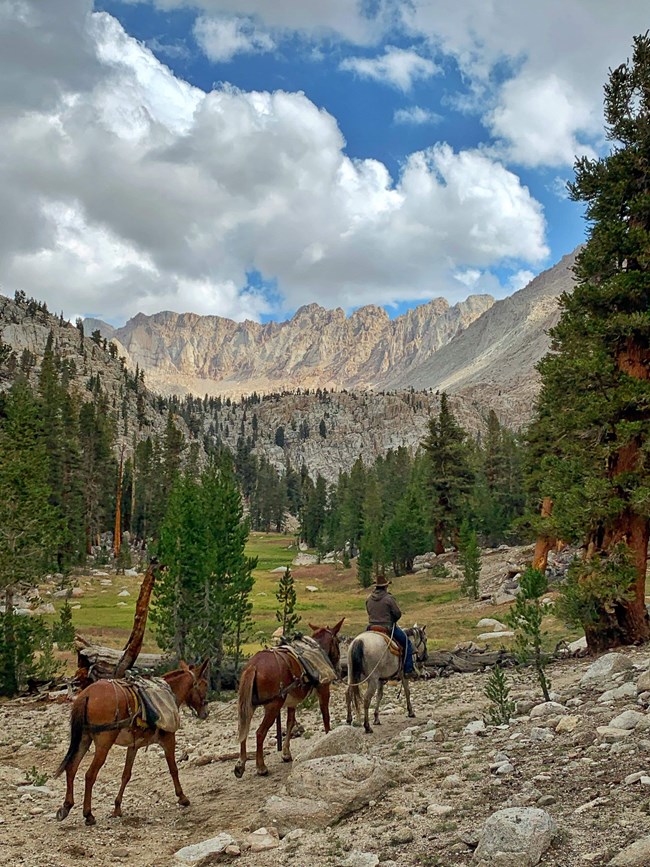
365,575,414,674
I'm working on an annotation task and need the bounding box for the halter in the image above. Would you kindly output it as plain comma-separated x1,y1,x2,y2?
185,667,208,718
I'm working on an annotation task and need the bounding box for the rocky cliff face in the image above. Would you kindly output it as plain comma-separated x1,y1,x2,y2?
384,249,578,425
0,295,178,450
85,294,494,398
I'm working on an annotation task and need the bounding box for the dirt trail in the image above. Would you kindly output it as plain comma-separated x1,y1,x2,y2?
0,681,418,867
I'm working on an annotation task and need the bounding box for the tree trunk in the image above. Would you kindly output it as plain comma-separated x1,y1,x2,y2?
532,497,555,571
113,561,158,678
585,340,650,651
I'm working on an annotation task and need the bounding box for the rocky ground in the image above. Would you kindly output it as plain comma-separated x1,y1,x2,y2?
3,646,650,866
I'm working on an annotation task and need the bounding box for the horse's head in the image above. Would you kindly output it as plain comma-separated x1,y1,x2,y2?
309,618,345,672
179,658,210,720
407,624,428,663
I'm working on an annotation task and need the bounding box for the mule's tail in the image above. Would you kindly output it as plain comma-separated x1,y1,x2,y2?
237,665,256,744
55,696,87,778
348,640,364,715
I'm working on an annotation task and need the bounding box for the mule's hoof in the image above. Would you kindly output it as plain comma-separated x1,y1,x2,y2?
234,763,245,779
373,719,381,725
281,754,293,763
84,814,96,826
56,805,71,822
178,796,190,807
256,767,269,777
408,711,416,718
364,726,373,734
111,808,122,819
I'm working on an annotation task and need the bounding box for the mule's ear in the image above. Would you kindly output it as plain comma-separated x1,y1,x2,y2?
198,657,210,678
179,660,190,672
308,622,319,632
331,617,345,635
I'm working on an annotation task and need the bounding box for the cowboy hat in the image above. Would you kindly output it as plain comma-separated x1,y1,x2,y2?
374,575,392,587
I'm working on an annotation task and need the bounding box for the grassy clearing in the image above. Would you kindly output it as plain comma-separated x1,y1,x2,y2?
43,532,580,655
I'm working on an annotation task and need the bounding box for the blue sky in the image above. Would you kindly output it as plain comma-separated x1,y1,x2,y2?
0,1,648,325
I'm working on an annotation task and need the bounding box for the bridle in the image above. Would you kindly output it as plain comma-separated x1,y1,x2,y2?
408,626,428,662
186,668,208,718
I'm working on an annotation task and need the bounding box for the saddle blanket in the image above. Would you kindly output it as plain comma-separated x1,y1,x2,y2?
366,625,402,657
276,636,337,686
127,675,181,733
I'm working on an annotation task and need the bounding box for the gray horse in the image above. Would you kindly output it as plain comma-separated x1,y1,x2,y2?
346,625,428,733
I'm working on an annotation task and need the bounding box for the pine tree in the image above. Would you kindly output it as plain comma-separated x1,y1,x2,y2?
528,33,650,651
153,456,255,690
275,566,300,636
0,379,62,695
505,569,551,702
421,394,474,552
458,521,481,600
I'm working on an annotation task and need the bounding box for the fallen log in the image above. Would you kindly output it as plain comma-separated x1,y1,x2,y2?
74,634,170,686
337,645,517,679
74,635,242,689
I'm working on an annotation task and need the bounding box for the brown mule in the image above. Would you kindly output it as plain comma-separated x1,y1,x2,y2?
55,660,209,826
234,619,344,778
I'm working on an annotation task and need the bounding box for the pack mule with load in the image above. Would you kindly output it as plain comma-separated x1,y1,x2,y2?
234,619,344,778
55,659,209,826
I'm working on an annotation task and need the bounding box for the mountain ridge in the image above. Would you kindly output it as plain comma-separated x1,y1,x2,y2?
84,293,495,398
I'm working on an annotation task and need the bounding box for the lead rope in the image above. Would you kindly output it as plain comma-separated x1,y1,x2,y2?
347,624,397,688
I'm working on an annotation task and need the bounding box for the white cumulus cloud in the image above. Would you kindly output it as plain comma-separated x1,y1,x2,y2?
193,15,275,62
0,0,548,324
393,105,442,125
340,47,438,91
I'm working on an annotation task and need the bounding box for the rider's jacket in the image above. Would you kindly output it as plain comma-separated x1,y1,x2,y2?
366,587,402,630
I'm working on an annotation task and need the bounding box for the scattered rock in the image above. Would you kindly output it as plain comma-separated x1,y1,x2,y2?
476,618,508,631
257,755,411,834
555,715,580,734
596,726,632,742
478,630,514,640
580,653,634,689
598,683,637,702
173,833,238,864
295,725,368,763
464,720,487,736
530,702,568,719
609,835,650,866
247,827,279,853
473,807,556,866
609,710,646,730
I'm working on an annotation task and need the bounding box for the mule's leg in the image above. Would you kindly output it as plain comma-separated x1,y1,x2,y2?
317,684,331,733
56,733,91,821
112,745,137,818
255,699,283,776
234,726,249,779
346,684,353,725
403,676,415,718
373,682,384,726
363,679,377,733
83,734,116,825
159,731,190,807
282,707,296,763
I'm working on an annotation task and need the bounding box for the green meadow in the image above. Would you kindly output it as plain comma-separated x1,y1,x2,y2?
46,531,574,657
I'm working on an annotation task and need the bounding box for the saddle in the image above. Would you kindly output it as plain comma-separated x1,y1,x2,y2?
274,636,337,687
126,675,181,733
366,625,402,658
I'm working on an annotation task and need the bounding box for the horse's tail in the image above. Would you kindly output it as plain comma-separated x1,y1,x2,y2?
55,695,87,778
237,665,256,745
348,639,364,715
